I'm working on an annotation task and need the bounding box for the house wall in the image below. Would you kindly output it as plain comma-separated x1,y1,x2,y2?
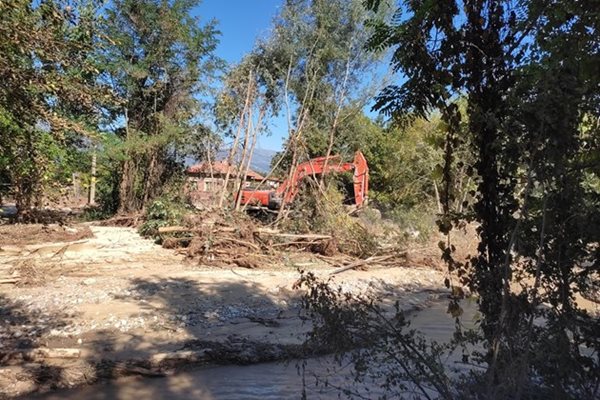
185,174,280,209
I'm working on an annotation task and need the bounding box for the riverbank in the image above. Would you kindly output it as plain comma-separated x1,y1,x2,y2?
0,225,447,398
29,300,476,400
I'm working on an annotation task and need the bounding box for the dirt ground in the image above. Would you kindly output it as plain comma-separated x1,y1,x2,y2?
0,224,93,246
0,224,448,398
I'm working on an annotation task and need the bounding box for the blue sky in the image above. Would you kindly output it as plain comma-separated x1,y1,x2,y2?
194,0,282,65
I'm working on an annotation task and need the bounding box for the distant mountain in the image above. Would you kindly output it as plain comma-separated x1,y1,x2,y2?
185,147,278,175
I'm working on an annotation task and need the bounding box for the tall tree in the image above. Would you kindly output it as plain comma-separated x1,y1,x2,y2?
264,0,387,172
213,47,284,208
366,0,599,397
0,0,104,218
100,0,220,213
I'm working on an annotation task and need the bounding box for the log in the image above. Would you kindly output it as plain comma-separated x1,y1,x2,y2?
150,349,210,364
329,254,395,275
158,226,198,234
0,278,19,284
271,240,322,247
21,347,81,359
218,237,261,251
266,233,332,240
158,225,330,240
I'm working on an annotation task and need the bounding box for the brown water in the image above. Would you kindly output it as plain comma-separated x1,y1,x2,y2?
33,300,479,400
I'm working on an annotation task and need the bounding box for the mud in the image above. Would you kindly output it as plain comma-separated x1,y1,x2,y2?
29,301,481,400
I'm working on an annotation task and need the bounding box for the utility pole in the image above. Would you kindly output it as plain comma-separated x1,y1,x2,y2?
89,148,97,206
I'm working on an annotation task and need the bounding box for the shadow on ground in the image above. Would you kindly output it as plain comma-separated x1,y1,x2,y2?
3,274,305,399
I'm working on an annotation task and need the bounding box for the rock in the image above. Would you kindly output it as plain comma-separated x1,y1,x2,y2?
82,278,96,286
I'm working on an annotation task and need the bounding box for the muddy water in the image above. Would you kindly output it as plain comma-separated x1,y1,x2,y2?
34,300,479,400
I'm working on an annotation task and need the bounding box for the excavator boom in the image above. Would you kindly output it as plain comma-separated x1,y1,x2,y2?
238,151,369,211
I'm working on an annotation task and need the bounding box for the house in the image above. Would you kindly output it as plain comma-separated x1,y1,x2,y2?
185,160,277,208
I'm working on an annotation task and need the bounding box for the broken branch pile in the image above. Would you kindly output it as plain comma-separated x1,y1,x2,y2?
157,211,337,269
156,209,442,272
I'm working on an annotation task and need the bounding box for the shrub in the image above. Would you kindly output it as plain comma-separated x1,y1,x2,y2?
138,196,190,240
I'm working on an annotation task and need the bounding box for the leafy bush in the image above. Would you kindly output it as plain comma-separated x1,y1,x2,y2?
138,196,189,240
387,203,438,244
80,205,114,222
283,181,378,257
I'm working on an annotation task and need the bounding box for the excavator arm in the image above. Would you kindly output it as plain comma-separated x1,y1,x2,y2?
276,151,368,206
239,150,369,210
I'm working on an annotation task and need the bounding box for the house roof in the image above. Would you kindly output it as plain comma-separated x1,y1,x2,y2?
186,161,266,181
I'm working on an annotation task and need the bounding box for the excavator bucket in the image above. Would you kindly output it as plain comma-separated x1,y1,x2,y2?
238,150,369,211
353,151,369,207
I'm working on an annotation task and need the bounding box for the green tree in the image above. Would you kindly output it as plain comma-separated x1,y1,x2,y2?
99,0,220,213
261,0,387,173
0,0,105,218
363,0,600,397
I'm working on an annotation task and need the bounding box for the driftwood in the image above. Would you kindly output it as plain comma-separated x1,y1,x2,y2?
268,233,331,240
149,349,210,364
26,347,81,359
271,239,323,248
329,254,396,275
1,347,82,362
158,226,199,234
217,237,261,251
0,278,19,284
158,225,331,240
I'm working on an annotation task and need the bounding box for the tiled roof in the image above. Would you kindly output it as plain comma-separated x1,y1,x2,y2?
186,161,265,181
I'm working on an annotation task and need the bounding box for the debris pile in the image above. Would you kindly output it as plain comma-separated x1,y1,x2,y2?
157,210,336,269
0,223,92,246
156,208,442,273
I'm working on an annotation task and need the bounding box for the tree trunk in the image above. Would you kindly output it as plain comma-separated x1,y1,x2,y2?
236,105,264,210
118,156,137,214
218,70,254,208
118,107,139,213
142,150,164,207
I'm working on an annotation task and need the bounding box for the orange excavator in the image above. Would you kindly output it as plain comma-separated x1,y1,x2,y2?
238,151,369,211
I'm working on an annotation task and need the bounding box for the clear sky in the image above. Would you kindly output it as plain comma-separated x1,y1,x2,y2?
194,0,282,64
193,0,287,151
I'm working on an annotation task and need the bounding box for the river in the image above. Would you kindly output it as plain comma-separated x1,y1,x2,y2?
33,299,479,400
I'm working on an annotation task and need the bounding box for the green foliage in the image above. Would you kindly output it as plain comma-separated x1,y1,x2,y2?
139,195,189,240
297,271,456,400
99,0,221,212
263,0,387,172
363,0,600,397
282,183,378,257
0,0,107,217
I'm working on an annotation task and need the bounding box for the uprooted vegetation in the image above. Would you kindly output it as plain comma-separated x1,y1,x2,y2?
143,184,444,273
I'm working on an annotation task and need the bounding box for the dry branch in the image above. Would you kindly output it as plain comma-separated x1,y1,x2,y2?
268,233,332,240
217,237,261,251
158,226,199,234
329,254,396,275
1,347,82,362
